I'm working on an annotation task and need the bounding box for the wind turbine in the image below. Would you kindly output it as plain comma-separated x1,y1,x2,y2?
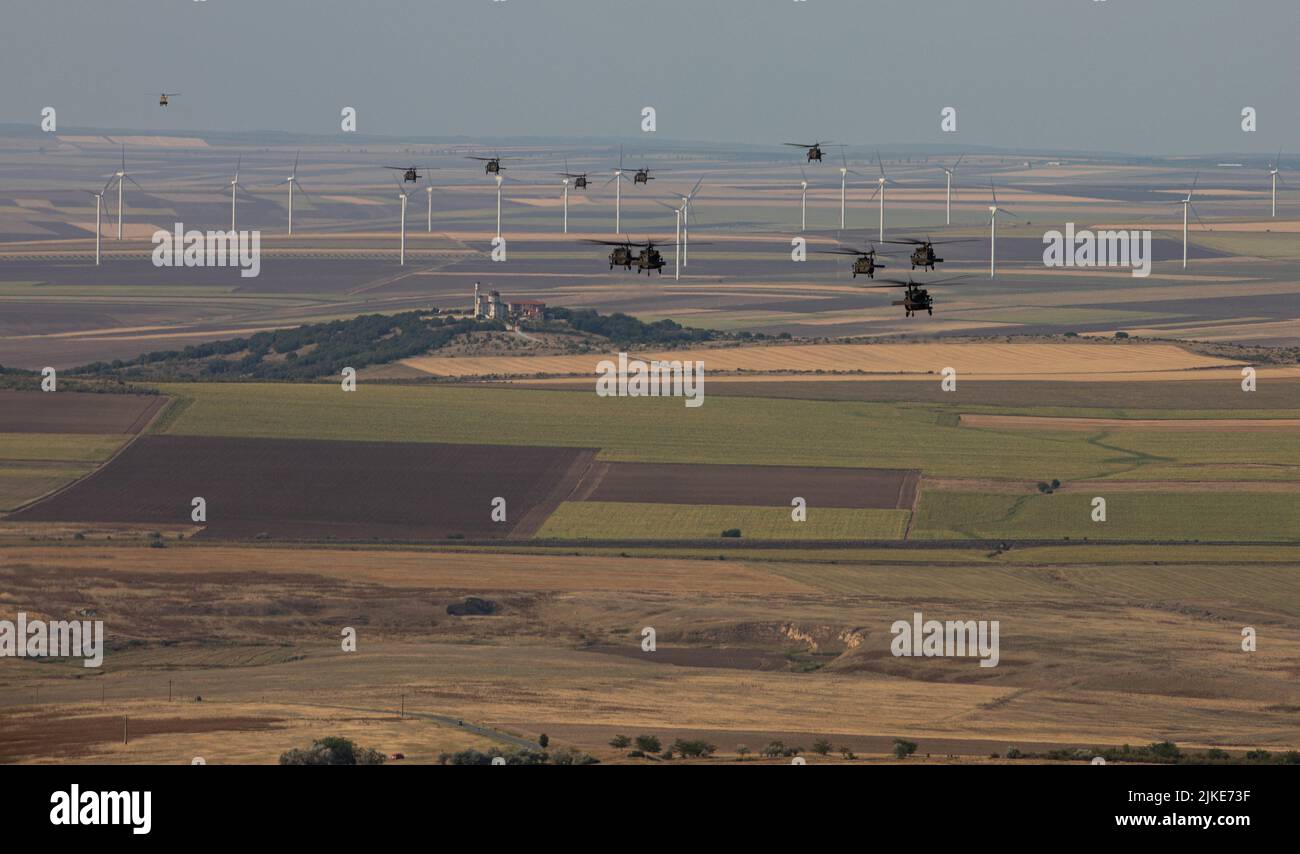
838,148,864,230
604,145,630,233
941,154,964,225
673,178,703,268
987,182,1021,277
1267,149,1285,218
395,179,411,266
1174,172,1209,269
799,166,809,232
277,151,308,236
86,180,111,265
655,200,683,281
106,145,141,240
422,166,438,232
494,173,506,240
562,177,570,234
227,155,245,232
869,149,900,242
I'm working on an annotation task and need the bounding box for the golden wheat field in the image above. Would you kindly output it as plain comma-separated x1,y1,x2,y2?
401,341,1249,379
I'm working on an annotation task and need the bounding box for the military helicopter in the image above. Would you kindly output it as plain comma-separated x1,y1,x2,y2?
560,159,589,189
632,166,656,185
384,165,423,183
784,141,833,163
826,245,888,279
468,155,504,175
158,92,180,107
869,274,968,317
883,236,978,271
586,237,667,274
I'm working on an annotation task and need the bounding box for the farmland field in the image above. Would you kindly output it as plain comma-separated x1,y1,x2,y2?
10,436,596,540
911,491,1299,542
534,501,911,540
151,383,1299,482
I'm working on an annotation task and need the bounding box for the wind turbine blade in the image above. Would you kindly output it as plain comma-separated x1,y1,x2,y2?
953,154,964,171
1189,204,1210,231
126,175,143,190
990,182,999,206
293,150,300,174
1188,171,1200,199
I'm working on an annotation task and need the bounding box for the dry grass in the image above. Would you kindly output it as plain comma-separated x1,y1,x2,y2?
401,341,1243,379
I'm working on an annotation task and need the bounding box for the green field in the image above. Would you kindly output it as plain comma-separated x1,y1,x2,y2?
911,490,1299,542
0,434,123,512
534,501,910,540
0,433,126,462
150,383,1297,481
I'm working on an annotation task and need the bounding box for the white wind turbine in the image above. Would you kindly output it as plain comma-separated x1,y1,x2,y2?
655,200,683,281
674,178,703,267
799,166,809,232
395,179,411,266
987,181,1021,277
604,145,630,233
227,155,248,232
422,166,438,232
1267,149,1286,218
494,173,505,240
868,149,901,243
838,148,864,230
86,180,111,265
562,176,570,234
941,154,964,225
277,151,309,236
1173,172,1209,269
105,145,142,240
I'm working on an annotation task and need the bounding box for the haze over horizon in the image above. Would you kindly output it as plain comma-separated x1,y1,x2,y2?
3,0,1297,156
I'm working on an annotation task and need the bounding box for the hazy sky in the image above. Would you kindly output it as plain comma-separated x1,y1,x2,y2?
4,0,1297,155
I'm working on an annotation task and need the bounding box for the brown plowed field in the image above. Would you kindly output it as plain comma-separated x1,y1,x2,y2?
10,436,596,540
580,461,919,509
0,391,166,434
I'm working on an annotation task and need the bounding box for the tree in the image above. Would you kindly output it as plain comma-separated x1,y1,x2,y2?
736,744,750,759
279,736,386,766
609,734,631,749
634,735,662,754
812,738,832,756
538,733,549,749
839,746,856,760
892,739,918,760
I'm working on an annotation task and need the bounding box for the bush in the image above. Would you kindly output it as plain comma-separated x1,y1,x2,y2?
609,734,631,749
634,735,662,754
279,736,386,765
720,528,742,538
892,739,918,760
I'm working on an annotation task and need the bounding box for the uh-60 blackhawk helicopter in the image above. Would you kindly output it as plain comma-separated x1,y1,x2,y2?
869,274,968,317
632,166,656,185
384,165,425,183
157,92,180,106
467,155,505,175
560,159,589,189
883,236,978,271
825,244,888,279
783,140,833,163
587,237,667,274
